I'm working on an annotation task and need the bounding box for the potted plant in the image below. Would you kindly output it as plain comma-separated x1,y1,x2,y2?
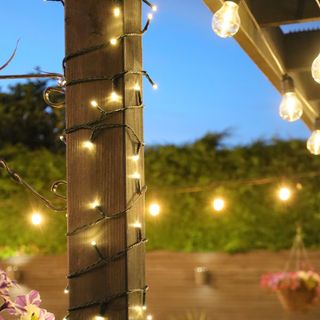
261,270,320,311
260,226,320,312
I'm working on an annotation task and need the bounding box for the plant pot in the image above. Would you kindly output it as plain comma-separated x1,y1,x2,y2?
276,287,317,312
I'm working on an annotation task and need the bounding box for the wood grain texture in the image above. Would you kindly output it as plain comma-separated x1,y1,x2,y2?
64,0,143,318
2,251,320,319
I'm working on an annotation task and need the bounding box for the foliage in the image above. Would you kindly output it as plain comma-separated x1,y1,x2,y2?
0,145,66,258
0,81,64,151
145,134,320,253
1,83,320,257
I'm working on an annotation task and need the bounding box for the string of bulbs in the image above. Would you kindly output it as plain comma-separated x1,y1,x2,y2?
211,0,320,156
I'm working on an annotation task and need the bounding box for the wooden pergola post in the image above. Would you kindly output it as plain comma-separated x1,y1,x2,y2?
65,1,145,319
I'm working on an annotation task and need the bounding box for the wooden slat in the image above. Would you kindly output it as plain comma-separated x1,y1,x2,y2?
245,0,320,27
2,251,320,319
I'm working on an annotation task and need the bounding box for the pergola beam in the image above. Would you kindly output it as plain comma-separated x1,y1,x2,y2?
245,0,320,27
284,30,320,72
204,0,320,128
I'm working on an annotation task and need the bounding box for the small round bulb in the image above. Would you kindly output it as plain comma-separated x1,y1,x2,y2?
133,222,142,229
110,38,118,46
111,91,120,102
152,5,157,12
114,7,121,17
91,240,97,246
31,212,43,226
90,200,100,209
148,13,153,20
312,53,320,84
131,154,140,161
152,83,158,90
212,1,241,38
149,203,160,217
278,187,292,202
279,92,303,122
212,197,225,212
64,288,69,294
147,315,153,320
90,100,98,108
133,84,141,91
131,172,141,179
307,130,320,155
82,141,94,151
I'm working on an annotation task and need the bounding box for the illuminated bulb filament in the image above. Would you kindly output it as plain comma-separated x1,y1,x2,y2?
212,1,241,38
279,92,303,122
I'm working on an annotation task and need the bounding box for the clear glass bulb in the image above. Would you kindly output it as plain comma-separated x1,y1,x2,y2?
279,92,303,122
312,53,320,84
307,130,320,155
212,1,240,38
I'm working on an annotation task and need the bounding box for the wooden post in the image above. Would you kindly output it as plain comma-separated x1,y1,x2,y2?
65,1,145,319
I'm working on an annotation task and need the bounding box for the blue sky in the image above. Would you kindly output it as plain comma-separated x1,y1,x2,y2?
0,0,310,146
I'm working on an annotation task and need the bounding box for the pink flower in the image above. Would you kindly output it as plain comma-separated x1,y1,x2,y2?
0,269,15,297
10,291,55,320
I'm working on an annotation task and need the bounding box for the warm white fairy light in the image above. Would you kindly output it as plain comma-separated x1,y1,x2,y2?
278,186,292,202
113,7,121,17
152,83,158,90
59,135,64,141
91,240,97,247
90,100,99,108
147,315,153,320
64,287,69,294
131,154,140,161
31,212,43,226
82,140,95,151
89,199,100,209
130,171,141,179
133,83,141,91
152,5,157,11
148,13,153,20
133,221,142,229
149,203,160,217
110,38,118,46
95,316,105,320
110,91,120,102
212,197,225,212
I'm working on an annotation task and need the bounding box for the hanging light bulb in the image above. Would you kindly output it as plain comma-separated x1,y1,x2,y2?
212,0,241,38
307,118,320,155
312,53,320,84
279,75,303,122
212,197,225,212
278,186,292,202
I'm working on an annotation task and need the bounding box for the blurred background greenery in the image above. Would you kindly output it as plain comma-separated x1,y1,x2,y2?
1,81,320,258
